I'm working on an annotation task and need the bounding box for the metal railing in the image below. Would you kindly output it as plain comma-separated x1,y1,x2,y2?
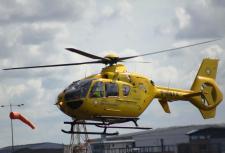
92,145,176,153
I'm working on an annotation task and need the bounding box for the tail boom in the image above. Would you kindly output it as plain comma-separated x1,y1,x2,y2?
155,86,199,114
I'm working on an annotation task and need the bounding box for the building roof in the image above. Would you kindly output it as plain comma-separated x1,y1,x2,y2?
0,143,64,153
91,139,135,144
91,123,225,143
186,127,225,138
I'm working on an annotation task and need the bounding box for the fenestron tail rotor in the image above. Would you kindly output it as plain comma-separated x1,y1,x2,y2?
2,38,220,70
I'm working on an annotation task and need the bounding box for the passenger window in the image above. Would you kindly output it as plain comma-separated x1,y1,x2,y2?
90,82,104,98
105,83,119,97
123,85,130,96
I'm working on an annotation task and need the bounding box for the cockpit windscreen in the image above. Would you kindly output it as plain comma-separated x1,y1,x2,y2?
65,79,92,101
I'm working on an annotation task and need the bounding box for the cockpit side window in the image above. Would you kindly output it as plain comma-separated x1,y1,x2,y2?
122,85,130,96
105,82,119,97
90,81,104,98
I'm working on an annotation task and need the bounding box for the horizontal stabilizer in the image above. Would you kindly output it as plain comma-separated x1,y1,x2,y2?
159,99,171,113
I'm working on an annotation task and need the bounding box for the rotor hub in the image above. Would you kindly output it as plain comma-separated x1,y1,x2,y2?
104,53,119,61
101,64,127,74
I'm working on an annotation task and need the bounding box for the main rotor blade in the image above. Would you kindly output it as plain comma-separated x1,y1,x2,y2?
3,61,103,70
119,38,221,61
66,48,107,61
123,61,152,63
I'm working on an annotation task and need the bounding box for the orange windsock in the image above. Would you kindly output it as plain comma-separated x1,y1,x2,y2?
9,112,35,129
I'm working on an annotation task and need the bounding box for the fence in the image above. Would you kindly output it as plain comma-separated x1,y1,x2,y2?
92,145,176,153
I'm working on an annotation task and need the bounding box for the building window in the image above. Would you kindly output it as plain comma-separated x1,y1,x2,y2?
105,82,119,97
191,136,198,140
199,135,206,140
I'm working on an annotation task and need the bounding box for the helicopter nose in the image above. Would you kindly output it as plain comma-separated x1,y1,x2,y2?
56,91,84,110
58,101,64,107
55,93,65,111
64,91,83,109
65,100,83,109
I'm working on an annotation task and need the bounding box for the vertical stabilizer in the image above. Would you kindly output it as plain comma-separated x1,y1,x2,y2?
190,58,223,119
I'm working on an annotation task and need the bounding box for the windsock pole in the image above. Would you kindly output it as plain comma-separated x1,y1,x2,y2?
9,104,14,153
0,103,24,153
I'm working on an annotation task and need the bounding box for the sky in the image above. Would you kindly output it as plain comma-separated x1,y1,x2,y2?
0,0,225,148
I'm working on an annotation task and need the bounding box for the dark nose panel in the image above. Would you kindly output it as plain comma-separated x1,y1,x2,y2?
65,90,77,101
66,100,83,109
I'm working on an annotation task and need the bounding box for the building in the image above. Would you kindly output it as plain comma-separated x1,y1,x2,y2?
90,124,225,153
0,143,64,153
178,127,225,153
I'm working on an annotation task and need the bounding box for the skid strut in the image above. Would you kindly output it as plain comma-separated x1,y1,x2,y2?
62,119,152,136
62,121,118,136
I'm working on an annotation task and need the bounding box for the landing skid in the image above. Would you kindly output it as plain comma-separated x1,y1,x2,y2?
62,117,152,136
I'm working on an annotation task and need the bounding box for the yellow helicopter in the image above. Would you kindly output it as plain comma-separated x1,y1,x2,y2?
3,39,223,135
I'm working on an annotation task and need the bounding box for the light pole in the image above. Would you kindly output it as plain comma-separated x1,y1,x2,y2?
0,103,24,153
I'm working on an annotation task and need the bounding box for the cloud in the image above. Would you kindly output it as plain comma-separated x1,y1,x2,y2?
0,0,91,24
210,0,225,7
175,7,191,29
117,0,133,20
86,0,133,26
201,44,223,58
175,1,225,39
0,0,225,148
19,24,59,45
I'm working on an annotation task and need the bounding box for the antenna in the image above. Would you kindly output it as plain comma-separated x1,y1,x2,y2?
85,65,87,78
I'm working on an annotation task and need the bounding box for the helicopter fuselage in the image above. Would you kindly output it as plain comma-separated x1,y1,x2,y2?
56,59,223,121
57,64,156,120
